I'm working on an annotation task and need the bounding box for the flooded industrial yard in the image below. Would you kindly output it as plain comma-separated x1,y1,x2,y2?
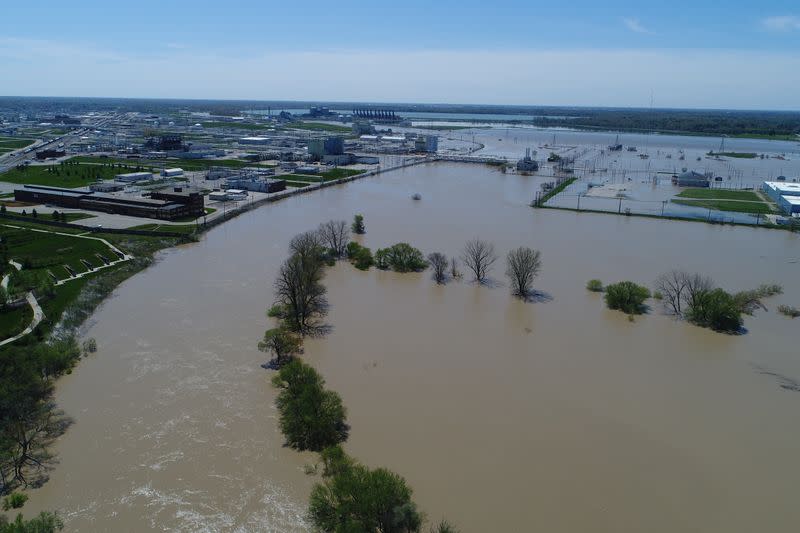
23,162,800,532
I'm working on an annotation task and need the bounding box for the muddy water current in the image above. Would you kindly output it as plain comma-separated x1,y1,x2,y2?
24,162,800,532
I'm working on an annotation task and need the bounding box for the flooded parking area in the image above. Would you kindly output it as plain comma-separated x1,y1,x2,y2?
23,162,800,532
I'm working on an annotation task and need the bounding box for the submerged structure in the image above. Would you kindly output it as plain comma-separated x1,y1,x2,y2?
516,148,539,172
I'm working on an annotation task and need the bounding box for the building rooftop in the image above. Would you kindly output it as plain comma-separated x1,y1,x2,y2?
764,181,800,193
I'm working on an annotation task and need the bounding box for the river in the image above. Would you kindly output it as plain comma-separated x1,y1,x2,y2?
24,162,800,532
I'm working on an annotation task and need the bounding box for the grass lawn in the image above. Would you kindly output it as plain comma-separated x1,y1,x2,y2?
0,162,122,188
285,122,352,133
672,198,775,215
0,137,36,149
320,168,362,180
676,188,763,201
0,225,113,275
0,304,33,340
0,139,35,149
72,156,267,172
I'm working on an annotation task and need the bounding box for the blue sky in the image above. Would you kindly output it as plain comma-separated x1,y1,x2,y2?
2,0,800,109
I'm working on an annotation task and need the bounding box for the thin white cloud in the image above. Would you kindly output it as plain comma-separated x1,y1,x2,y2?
1,37,799,110
761,15,800,32
623,18,651,34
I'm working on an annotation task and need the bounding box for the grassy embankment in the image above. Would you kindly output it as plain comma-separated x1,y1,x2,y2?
671,188,776,215
538,178,578,205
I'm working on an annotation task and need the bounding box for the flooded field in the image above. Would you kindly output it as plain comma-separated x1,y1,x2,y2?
24,162,800,532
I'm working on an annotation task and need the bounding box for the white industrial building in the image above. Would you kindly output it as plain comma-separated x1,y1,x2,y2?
115,171,153,182
225,189,248,201
161,168,184,178
763,181,800,215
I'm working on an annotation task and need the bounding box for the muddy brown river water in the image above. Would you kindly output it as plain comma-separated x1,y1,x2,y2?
23,163,800,532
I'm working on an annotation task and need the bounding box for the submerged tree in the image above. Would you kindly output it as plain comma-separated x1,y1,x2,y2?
375,243,427,272
449,257,462,280
505,247,542,299
604,281,650,315
274,233,328,334
427,252,448,284
258,327,303,367
351,214,365,235
461,239,497,283
318,220,350,258
309,447,422,533
271,360,348,451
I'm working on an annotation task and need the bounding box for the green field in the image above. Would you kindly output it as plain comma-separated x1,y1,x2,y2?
0,225,114,281
676,188,762,201
321,168,362,180
0,137,36,149
72,155,270,172
0,162,123,188
672,198,775,215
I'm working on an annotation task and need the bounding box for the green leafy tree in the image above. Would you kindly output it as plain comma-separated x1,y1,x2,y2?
376,243,427,273
351,214,365,235
309,450,422,533
586,279,603,292
258,328,302,367
686,288,743,332
271,360,348,451
604,281,650,315
0,511,63,532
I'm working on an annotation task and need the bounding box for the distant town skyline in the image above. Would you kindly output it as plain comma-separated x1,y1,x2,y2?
2,0,800,110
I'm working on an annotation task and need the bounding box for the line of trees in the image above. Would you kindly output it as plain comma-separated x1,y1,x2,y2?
264,223,459,532
589,271,782,333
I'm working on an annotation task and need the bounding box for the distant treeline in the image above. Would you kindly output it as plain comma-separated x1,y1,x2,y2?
530,109,800,138
2,97,799,138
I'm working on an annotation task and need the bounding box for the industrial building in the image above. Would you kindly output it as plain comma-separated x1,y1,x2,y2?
115,171,153,182
14,184,204,221
89,182,126,192
308,137,344,159
673,171,709,188
161,168,184,178
763,181,800,215
414,135,438,153
516,148,539,172
223,176,286,193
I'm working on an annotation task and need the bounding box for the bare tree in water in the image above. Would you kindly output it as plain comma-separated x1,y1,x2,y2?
461,239,497,283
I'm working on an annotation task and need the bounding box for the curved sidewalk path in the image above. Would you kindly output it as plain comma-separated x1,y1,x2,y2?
0,260,45,347
0,225,133,346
